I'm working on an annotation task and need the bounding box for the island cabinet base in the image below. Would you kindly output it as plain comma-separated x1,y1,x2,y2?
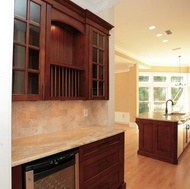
136,118,178,164
79,133,126,189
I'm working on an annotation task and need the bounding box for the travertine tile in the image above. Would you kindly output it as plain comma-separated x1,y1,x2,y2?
12,101,109,139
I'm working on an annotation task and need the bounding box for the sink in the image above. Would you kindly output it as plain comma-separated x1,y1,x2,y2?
164,112,186,116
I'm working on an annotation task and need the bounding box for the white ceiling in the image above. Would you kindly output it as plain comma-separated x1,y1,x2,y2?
114,0,190,68
71,0,190,69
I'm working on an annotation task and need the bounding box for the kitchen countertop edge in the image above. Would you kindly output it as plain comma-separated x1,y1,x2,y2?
136,112,190,123
12,125,125,167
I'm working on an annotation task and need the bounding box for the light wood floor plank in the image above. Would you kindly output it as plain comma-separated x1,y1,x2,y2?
115,123,190,189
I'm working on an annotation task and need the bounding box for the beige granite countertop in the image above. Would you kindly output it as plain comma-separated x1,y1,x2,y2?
136,112,190,123
12,126,125,167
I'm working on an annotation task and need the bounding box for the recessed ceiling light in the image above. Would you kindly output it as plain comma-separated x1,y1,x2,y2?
156,34,162,37
162,39,168,43
149,26,156,30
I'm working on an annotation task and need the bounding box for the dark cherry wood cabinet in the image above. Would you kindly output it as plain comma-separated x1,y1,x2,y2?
136,118,178,164
12,0,113,101
79,133,126,189
45,2,87,100
85,11,113,100
12,134,126,189
12,165,22,189
13,0,46,101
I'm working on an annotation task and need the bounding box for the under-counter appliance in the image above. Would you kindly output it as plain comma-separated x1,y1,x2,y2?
23,148,79,189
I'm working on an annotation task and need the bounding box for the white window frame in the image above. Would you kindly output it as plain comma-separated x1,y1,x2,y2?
139,72,188,113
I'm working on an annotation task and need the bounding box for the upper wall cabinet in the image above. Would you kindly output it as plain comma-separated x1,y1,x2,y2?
45,4,87,100
85,11,113,100
13,0,46,101
12,0,113,101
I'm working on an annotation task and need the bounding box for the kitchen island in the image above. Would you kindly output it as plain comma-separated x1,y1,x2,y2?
136,112,190,164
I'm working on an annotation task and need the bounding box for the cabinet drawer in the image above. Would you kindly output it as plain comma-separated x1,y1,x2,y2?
80,146,122,184
79,133,124,162
82,167,122,189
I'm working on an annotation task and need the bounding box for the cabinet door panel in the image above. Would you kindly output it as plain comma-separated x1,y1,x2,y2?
79,133,124,161
89,27,109,100
13,0,46,100
82,167,122,189
79,133,125,189
137,118,178,164
80,147,120,183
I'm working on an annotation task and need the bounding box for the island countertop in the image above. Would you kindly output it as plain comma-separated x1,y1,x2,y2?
136,112,190,123
12,125,125,167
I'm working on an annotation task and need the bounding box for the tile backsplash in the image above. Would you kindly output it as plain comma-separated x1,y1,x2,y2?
12,100,108,139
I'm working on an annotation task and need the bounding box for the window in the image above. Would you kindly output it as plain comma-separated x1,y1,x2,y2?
139,73,187,114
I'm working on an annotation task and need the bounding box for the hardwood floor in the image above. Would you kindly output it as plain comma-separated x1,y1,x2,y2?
115,123,190,189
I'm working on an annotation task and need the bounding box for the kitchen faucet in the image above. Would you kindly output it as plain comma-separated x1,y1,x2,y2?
165,99,174,114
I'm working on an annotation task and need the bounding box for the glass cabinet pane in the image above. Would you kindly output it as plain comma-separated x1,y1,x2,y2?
93,64,97,79
99,66,103,80
99,82,104,96
13,45,26,68
28,73,39,94
12,71,25,94
92,81,97,96
14,20,26,44
99,35,104,48
14,0,27,19
93,31,98,46
99,50,103,64
30,1,41,24
93,47,98,62
29,25,40,47
29,49,39,70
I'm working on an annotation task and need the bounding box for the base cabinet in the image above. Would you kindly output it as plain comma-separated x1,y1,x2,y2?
136,118,178,164
79,133,126,189
12,165,22,189
12,133,126,189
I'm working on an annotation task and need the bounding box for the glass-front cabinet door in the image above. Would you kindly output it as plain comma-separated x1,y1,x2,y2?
90,28,109,100
13,0,46,100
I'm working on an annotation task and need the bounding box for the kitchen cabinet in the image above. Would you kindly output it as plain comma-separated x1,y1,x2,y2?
86,11,112,100
12,165,22,189
13,0,46,100
45,3,87,100
12,0,113,101
136,118,178,164
12,133,126,189
79,133,126,189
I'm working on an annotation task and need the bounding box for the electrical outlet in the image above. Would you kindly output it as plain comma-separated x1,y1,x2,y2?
83,109,88,117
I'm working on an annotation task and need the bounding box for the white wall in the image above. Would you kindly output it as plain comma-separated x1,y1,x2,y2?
0,0,14,188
